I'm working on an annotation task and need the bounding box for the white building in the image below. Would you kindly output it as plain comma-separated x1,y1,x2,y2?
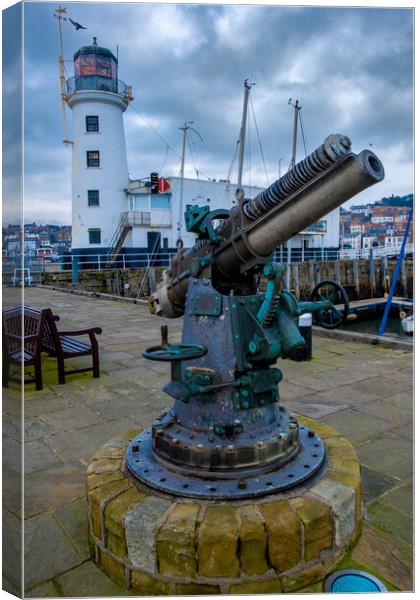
371,215,394,224
66,40,340,265
342,232,362,250
362,236,379,249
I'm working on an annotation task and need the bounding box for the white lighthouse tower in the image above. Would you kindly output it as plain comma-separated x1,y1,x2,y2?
65,38,133,261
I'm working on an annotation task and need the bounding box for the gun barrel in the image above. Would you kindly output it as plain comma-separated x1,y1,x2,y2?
214,147,384,275
151,135,384,317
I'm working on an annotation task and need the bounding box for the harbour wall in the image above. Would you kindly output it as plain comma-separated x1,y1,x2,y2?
33,257,413,301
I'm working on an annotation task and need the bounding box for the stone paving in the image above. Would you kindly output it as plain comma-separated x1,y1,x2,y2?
2,287,413,595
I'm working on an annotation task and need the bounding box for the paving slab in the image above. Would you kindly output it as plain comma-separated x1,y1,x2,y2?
320,408,396,444
283,399,349,419
24,514,83,590
366,501,413,545
3,463,22,515
24,418,55,442
380,482,413,516
3,509,23,591
356,434,413,480
24,462,86,517
53,497,91,560
43,407,106,432
25,581,60,597
351,374,412,397
55,560,126,597
24,440,62,474
360,466,398,505
351,399,412,426
44,418,137,462
351,524,413,591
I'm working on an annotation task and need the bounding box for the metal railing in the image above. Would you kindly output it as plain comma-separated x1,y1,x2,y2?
2,242,413,278
338,243,414,260
124,211,151,226
65,76,129,97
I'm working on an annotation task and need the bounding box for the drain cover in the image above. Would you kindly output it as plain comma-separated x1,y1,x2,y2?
324,570,388,593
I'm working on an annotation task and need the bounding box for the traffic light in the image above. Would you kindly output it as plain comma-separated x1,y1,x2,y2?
150,172,159,194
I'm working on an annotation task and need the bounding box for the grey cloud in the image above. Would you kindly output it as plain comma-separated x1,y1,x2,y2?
17,2,413,224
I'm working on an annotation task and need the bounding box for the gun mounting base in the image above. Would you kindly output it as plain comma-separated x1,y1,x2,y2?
125,423,326,499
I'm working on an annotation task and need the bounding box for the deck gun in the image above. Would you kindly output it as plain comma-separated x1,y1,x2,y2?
128,134,384,499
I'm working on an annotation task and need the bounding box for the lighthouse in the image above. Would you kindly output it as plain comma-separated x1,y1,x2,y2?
65,38,133,261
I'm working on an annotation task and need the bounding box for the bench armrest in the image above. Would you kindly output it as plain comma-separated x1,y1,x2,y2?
57,327,102,336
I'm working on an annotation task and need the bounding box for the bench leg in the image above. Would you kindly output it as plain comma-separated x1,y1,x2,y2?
35,356,43,391
57,357,65,385
92,347,100,378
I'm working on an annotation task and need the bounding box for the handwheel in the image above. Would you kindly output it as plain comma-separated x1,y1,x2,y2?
143,325,207,362
310,280,349,329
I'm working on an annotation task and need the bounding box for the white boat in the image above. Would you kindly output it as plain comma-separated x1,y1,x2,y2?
401,315,413,336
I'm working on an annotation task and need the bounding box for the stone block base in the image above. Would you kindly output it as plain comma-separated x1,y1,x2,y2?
86,417,362,594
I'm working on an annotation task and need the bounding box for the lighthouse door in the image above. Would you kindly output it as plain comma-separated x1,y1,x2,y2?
147,232,161,266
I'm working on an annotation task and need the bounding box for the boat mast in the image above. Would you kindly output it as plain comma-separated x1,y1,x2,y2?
54,5,72,145
288,98,301,169
286,98,302,288
237,79,254,187
177,121,203,245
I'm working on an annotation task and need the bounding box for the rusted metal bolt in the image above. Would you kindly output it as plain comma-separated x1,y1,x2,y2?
308,430,315,438
238,480,247,489
132,445,139,452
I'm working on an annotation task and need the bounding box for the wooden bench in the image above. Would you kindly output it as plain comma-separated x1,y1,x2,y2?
39,308,102,385
3,306,46,390
2,306,103,388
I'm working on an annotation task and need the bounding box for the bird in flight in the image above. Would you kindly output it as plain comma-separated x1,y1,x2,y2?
69,18,87,30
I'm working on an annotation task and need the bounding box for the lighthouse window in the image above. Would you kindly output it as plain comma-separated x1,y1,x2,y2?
86,116,99,132
88,190,100,207
87,151,100,167
88,229,101,244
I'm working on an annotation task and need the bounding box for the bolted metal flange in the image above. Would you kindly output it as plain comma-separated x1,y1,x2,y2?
125,422,326,500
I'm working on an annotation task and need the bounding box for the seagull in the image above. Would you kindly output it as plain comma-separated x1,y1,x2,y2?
69,18,87,30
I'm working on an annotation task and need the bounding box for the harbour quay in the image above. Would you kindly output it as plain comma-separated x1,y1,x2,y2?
3,286,412,596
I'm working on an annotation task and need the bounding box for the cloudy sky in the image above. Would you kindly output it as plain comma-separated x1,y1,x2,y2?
5,1,414,224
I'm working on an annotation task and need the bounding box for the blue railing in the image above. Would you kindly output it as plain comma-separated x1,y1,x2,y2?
65,76,129,97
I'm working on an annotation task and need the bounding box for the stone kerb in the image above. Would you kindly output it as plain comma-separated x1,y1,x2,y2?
86,418,362,594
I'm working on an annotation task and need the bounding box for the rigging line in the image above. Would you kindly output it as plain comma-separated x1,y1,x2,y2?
163,157,182,178
160,144,170,174
222,140,239,208
249,94,270,187
223,140,239,206
298,110,308,158
187,134,199,180
187,134,205,199
129,102,182,160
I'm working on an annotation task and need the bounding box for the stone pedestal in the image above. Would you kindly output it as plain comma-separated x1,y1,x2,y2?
86,417,362,594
